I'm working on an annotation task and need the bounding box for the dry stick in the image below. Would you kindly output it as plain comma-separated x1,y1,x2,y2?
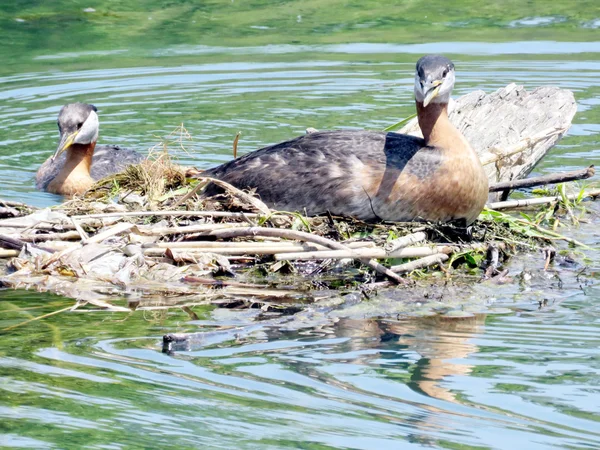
39,222,136,269
391,254,449,273
87,222,136,244
134,222,248,236
19,230,81,242
146,242,371,257
0,220,75,230
489,166,595,192
275,242,491,261
0,234,26,250
200,226,405,284
171,179,210,208
32,241,78,251
0,249,19,257
71,217,89,242
488,189,600,210
193,176,271,215
144,240,372,255
0,206,20,218
0,199,38,209
232,132,241,159
72,210,261,221
1,305,73,332
146,240,373,249
481,126,566,166
274,246,447,261
385,231,427,252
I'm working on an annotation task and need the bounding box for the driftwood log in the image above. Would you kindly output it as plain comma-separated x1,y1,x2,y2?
488,166,595,193
401,84,577,200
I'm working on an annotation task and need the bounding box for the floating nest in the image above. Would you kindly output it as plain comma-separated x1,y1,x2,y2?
0,148,597,322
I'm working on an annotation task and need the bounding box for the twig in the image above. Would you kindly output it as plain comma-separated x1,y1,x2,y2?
233,132,241,159
171,178,210,208
489,166,595,192
385,231,427,252
1,305,73,332
87,222,135,244
274,246,447,261
487,189,600,210
391,254,449,273
144,240,372,256
0,234,26,250
19,231,81,242
0,199,38,209
71,217,89,242
200,226,405,284
0,249,19,258
134,222,248,236
72,210,261,220
196,176,271,215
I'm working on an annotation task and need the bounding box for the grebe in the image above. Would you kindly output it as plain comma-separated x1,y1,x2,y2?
203,55,488,224
36,103,143,196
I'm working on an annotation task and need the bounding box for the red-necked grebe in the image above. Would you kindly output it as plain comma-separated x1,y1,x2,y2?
203,55,488,224
36,103,143,196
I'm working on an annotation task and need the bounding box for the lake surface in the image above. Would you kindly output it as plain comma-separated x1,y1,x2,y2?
1,1,600,448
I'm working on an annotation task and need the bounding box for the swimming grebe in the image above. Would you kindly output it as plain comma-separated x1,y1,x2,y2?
204,55,488,224
36,103,143,196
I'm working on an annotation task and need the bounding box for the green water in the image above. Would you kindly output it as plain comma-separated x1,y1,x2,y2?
1,1,600,448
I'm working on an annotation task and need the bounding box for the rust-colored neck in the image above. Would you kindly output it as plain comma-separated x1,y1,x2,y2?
62,143,95,175
47,142,96,196
415,101,452,145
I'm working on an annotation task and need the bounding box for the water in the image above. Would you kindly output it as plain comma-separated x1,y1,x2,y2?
1,1,600,448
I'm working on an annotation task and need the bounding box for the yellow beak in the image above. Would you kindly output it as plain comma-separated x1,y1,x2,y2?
52,131,78,161
423,79,442,107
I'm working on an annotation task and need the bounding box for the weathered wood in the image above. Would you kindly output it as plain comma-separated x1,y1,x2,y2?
143,241,372,256
401,84,577,192
488,189,600,210
489,166,595,192
391,254,449,273
72,210,262,220
274,246,445,261
0,234,25,250
385,231,427,252
134,222,248,236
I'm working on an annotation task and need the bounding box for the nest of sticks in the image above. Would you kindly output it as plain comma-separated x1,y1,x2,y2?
0,154,597,316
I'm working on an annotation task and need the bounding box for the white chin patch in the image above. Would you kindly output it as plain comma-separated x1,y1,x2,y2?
74,110,99,145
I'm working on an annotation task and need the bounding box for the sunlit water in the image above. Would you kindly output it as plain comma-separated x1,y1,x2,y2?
0,21,600,450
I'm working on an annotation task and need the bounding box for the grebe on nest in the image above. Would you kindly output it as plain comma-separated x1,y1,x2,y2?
204,55,488,224
36,103,143,196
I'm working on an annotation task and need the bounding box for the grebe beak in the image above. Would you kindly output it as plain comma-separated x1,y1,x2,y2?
52,130,79,161
422,79,442,107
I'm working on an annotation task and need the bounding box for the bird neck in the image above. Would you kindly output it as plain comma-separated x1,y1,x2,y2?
48,142,96,196
64,142,95,174
415,101,460,147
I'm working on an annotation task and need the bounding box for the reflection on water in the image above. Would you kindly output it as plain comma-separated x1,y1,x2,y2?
2,296,599,449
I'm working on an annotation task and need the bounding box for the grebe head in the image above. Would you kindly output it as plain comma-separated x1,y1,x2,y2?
414,55,455,107
52,103,99,161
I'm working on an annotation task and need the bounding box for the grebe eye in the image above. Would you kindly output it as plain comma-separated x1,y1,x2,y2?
76,122,83,129
442,68,448,77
